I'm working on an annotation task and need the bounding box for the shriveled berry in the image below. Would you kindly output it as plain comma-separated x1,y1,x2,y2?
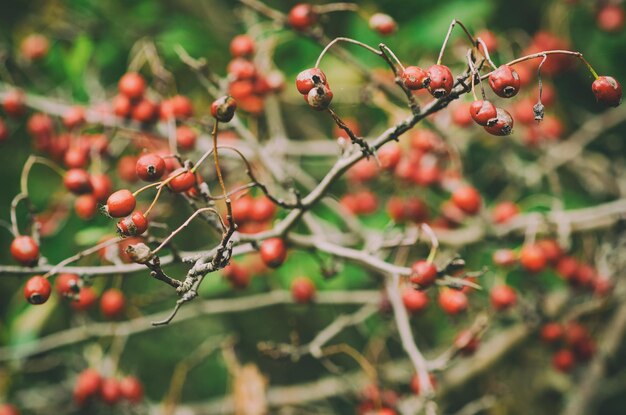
117,211,148,236
483,108,514,136
10,235,39,265
24,275,51,305
489,65,521,98
469,100,497,126
106,189,136,218
211,95,237,122
409,260,437,287
296,68,328,95
401,66,430,90
136,153,165,181
260,238,287,268
592,76,622,107
426,65,453,98
305,84,333,110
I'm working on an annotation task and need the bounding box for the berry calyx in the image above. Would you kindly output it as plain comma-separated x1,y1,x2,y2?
451,185,482,215
64,168,92,195
426,65,453,98
291,276,316,303
136,153,166,181
10,235,40,266
296,68,328,95
24,275,51,305
118,72,146,99
259,238,287,268
469,100,497,126
100,288,126,319
483,108,514,136
402,289,429,313
117,211,148,237
409,260,437,287
168,168,196,193
592,76,622,107
488,65,521,98
305,84,333,110
106,189,136,218
490,284,517,311
401,66,430,90
288,3,317,31
211,95,237,122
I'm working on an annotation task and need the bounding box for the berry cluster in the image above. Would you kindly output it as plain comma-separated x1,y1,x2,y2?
73,368,143,408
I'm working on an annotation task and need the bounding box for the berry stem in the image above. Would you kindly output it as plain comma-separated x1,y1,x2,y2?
43,237,120,278
212,121,233,227
132,182,161,197
9,193,28,237
379,44,405,72
320,343,378,383
20,155,65,196
422,223,439,264
327,107,373,156
482,50,600,80
151,207,224,256
475,37,497,69
437,19,476,65
315,37,381,69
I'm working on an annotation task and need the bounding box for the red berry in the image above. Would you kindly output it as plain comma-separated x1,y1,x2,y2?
20,34,49,60
223,261,251,289
10,235,40,265
131,98,157,123
552,349,575,373
117,211,148,236
476,29,498,54
426,65,453,98
296,68,328,95
64,168,92,195
230,34,255,58
451,185,482,215
401,66,430,90
112,94,132,117
106,189,136,218
489,65,521,98
541,322,563,344
556,256,578,281
592,76,622,107
73,368,102,407
3,89,26,117
369,13,397,35
136,153,166,181
100,288,125,319
118,72,146,99
250,196,276,222
452,102,473,127
260,238,287,268
492,201,519,224
100,378,121,405
454,330,479,355
70,287,98,311
402,289,429,313
469,100,497,126
27,113,53,137
24,275,51,305
291,277,316,303
227,58,256,80
490,284,517,311
520,244,547,273
483,108,514,136
119,376,144,404
348,158,378,182
492,249,517,267
410,373,437,395
176,125,197,151
232,196,253,224
74,195,98,220
90,174,113,202
536,239,563,264
597,5,625,33
62,106,86,129
170,95,194,119
438,289,468,315
0,404,20,415
288,3,318,31
55,273,80,297
409,260,437,287
305,84,333,110
64,146,89,168
378,143,402,170
168,168,196,193
211,95,237,122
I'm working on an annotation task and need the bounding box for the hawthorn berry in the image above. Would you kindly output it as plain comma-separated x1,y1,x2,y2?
117,211,148,236
369,13,397,35
536,239,563,264
10,235,40,265
438,289,468,315
90,174,113,202
410,373,437,395
70,287,98,311
250,196,276,222
106,189,136,218
0,404,20,415
426,65,453,98
489,65,521,98
118,72,146,99
64,168,92,195
592,76,622,107
73,368,102,407
296,68,328,95
409,260,437,287
490,284,517,311
227,58,256,80
211,95,237,122
100,378,121,405
136,153,166,181
556,256,579,281
112,94,132,117
260,238,287,268
24,275,51,305
0,119,7,142
230,35,256,58
55,273,80,297
597,4,625,33
176,125,197,151
378,143,402,170
131,98,157,123
288,3,317,31
492,249,517,267
100,288,125,318
75,194,98,220
64,146,89,168
469,100,497,126
119,376,144,404
168,168,196,193
401,66,430,90
476,29,498,53
452,102,473,127
27,112,53,137
305,84,333,110
291,276,316,303
169,94,194,119
62,106,86,129
451,185,482,215
402,289,429,313
483,108,514,136
541,322,563,344
20,34,49,60
223,262,251,289
492,201,519,224
454,330,479,355
3,89,26,117
519,244,547,273
552,349,575,373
